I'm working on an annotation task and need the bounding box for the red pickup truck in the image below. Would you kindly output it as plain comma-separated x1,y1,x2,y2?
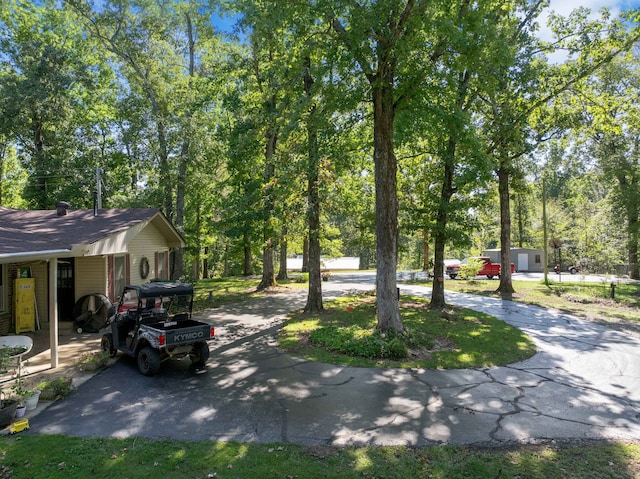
446,257,515,280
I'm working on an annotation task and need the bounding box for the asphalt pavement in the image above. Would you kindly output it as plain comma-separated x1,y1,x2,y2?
27,274,640,446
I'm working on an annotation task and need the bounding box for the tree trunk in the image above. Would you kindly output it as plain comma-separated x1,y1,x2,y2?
0,143,4,205
430,138,456,309
301,237,309,273
202,246,208,279
422,229,430,271
171,12,195,281
32,114,47,209
303,57,323,313
497,165,515,296
243,231,253,276
257,118,278,291
372,77,402,333
277,227,288,281
516,194,525,248
627,187,639,279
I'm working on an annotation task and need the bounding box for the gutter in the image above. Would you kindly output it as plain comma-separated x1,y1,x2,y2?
0,249,74,265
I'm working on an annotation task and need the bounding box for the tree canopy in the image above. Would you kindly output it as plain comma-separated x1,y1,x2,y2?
2,0,640,328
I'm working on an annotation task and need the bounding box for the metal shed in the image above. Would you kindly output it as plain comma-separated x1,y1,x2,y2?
482,248,544,273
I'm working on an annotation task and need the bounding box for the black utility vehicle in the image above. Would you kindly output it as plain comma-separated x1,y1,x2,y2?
101,282,214,375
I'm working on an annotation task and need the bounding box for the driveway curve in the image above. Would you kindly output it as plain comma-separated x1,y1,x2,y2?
29,275,640,446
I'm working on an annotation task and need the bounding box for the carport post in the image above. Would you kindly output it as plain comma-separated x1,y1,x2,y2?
49,258,59,368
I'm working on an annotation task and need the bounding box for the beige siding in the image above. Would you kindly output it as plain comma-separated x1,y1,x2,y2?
128,222,169,283
29,261,49,325
75,256,107,299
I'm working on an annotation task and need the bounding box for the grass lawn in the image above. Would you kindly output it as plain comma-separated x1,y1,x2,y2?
441,278,640,328
279,293,536,368
1,435,639,479
191,276,306,311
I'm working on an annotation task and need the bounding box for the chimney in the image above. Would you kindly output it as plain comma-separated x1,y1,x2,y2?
93,191,98,217
56,201,69,217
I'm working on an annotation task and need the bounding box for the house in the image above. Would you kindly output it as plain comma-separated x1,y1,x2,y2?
0,203,185,368
482,247,544,273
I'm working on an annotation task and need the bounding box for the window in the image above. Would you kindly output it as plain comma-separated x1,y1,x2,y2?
157,251,167,280
114,255,126,299
535,254,541,264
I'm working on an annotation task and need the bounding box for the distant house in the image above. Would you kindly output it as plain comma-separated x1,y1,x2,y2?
482,247,544,273
0,203,184,368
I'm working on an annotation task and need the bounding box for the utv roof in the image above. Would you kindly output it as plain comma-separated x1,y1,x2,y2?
125,282,194,298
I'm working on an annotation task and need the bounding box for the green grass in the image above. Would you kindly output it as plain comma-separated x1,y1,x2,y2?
279,293,536,368
442,278,640,324
1,435,639,478
191,276,306,311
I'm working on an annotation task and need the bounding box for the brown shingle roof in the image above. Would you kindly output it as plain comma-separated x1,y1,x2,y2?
0,207,164,256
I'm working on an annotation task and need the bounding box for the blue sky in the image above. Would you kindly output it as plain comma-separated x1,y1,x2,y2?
212,1,640,43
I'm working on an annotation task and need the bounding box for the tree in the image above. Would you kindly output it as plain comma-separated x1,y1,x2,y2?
321,0,437,333
0,0,110,208
580,53,640,279
488,5,640,295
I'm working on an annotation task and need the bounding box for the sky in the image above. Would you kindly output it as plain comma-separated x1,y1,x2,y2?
213,1,640,35
543,0,639,36
534,0,640,61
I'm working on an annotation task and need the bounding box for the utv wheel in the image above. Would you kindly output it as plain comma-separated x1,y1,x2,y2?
137,346,161,375
101,333,116,358
449,274,457,280
487,275,494,280
189,341,210,367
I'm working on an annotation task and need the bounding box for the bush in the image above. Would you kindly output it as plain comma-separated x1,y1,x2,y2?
37,377,73,401
458,257,485,279
309,326,408,360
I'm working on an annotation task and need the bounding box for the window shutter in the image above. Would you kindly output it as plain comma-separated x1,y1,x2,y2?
125,254,131,285
108,256,114,300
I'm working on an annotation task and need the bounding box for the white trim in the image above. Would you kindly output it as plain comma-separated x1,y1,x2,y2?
0,249,72,264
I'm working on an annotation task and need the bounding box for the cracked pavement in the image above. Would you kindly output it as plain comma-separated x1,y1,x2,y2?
30,274,640,446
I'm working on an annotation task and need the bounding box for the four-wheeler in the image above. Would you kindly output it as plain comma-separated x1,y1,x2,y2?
101,282,214,375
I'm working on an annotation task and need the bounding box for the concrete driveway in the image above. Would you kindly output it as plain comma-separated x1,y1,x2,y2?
28,274,640,446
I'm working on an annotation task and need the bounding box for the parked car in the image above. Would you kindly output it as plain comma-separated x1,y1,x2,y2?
101,282,215,375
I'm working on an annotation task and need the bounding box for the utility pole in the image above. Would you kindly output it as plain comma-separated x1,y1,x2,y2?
95,167,103,209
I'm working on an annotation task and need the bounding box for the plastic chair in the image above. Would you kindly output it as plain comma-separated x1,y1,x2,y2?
0,336,33,378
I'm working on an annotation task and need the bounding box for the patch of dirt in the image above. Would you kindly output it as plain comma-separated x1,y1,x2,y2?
259,285,295,294
409,336,458,360
305,445,339,459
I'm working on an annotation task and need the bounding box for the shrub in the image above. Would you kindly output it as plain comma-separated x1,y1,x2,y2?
37,377,73,401
458,257,485,279
309,327,408,360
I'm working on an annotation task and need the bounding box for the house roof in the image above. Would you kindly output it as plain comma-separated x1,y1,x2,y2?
0,207,185,264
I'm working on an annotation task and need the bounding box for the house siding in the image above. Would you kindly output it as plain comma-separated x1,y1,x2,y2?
76,256,107,299
128,223,170,283
30,262,48,326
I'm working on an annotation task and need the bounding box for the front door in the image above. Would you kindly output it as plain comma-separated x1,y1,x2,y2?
57,259,75,321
